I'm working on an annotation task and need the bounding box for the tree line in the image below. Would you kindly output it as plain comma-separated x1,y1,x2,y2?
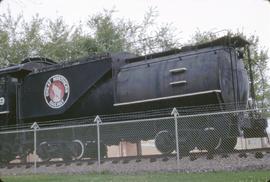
0,9,269,106
0,9,180,64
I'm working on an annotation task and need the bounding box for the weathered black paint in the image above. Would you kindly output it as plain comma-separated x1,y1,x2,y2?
0,37,250,124
20,57,112,120
11,46,248,123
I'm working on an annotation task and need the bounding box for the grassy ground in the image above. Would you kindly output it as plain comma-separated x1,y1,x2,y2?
1,170,270,182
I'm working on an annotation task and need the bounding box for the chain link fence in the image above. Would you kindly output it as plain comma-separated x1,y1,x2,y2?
0,106,270,174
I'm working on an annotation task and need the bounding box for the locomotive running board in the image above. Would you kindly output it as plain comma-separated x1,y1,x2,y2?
114,90,221,106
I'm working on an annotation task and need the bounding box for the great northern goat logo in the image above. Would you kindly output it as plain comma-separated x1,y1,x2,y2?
44,75,70,109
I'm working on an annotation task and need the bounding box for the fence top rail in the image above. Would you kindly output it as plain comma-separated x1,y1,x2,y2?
37,123,97,132
0,123,97,134
1,102,251,129
0,107,269,134
175,107,269,119
0,128,33,135
100,107,269,126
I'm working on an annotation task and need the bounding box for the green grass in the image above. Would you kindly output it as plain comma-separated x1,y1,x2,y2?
1,170,270,182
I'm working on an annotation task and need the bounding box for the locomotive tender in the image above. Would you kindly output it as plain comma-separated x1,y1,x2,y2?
0,36,268,162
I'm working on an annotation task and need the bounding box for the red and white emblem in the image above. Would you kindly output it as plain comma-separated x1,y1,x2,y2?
44,75,70,109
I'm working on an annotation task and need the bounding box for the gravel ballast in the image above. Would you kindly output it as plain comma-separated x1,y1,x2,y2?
1,153,270,175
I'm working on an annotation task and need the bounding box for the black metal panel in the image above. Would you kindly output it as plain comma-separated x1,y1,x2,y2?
0,38,250,125
20,58,112,120
0,59,54,78
116,46,249,107
64,73,115,119
116,47,221,104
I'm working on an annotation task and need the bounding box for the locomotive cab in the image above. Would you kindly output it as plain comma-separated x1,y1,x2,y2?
0,76,16,127
0,58,56,126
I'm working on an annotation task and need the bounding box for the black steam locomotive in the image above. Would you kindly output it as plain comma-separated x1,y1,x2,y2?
0,36,268,163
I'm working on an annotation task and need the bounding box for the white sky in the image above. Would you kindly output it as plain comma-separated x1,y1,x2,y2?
0,0,270,51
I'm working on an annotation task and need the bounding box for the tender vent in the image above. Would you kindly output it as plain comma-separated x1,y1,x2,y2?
170,80,187,86
169,68,187,73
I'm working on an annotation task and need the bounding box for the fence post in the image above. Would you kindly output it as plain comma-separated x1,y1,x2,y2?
171,108,180,173
31,122,40,174
94,115,102,173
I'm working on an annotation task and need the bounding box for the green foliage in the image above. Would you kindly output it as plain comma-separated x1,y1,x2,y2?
232,33,270,106
246,37,269,106
189,29,218,44
0,8,180,66
0,12,81,64
85,8,180,54
0,10,24,65
86,9,127,53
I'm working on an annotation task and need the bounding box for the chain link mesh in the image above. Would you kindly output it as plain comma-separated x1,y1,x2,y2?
0,105,269,174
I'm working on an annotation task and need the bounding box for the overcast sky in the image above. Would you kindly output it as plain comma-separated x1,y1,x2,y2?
0,0,270,51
